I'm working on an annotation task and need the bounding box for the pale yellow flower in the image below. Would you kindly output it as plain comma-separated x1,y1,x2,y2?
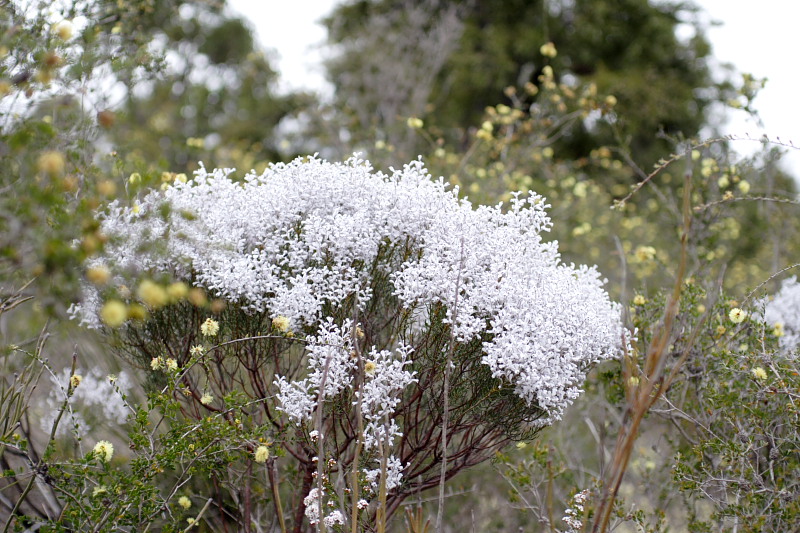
773,322,785,338
52,20,74,40
406,117,423,129
751,366,767,380
167,282,188,301
738,180,751,194
165,358,178,372
150,357,163,371
364,361,377,376
86,265,111,285
200,318,219,337
100,300,127,328
539,41,557,58
137,280,168,309
254,445,270,463
272,315,290,333
729,308,747,324
93,440,114,463
178,496,191,510
37,151,65,176
70,374,82,388
634,246,656,262
200,393,213,405
633,295,646,306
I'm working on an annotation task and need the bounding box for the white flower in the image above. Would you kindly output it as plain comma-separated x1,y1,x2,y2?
39,369,132,438
323,510,345,527
765,276,800,353
363,455,405,492
303,488,321,525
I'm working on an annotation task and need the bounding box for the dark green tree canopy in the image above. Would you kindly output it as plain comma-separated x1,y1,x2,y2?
324,0,720,165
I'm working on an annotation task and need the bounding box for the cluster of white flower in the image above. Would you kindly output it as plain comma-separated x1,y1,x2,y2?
303,488,345,526
764,276,800,354
356,344,416,449
363,455,405,492
74,156,621,421
275,318,415,454
40,368,132,437
561,489,589,532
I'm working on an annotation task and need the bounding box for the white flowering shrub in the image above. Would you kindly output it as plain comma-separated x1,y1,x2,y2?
71,156,622,529
39,369,132,437
764,276,800,353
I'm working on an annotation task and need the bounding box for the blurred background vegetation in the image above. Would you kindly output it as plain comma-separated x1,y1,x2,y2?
1,0,799,531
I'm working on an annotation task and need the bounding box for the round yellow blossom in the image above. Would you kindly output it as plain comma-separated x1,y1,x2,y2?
137,280,169,308
37,151,66,176
86,265,111,285
93,440,114,463
97,180,117,197
188,288,207,307
539,41,557,58
717,176,730,189
200,318,219,337
165,358,178,372
187,518,196,526
167,281,188,301
128,172,141,185
729,308,747,324
210,299,226,313
175,173,188,184
254,445,270,463
633,295,646,306
634,246,656,262
100,300,127,328
272,315,291,333
355,326,365,339
751,366,767,380
150,357,163,371
178,496,191,509
364,361,377,376
738,180,750,194
52,20,74,40
127,303,148,321
406,117,423,129
604,95,617,107
773,322,785,338
70,374,82,388
200,393,213,405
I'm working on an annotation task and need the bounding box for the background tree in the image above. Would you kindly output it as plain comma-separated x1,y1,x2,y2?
322,0,728,169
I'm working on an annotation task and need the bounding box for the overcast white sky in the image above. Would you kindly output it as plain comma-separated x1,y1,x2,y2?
228,0,800,173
